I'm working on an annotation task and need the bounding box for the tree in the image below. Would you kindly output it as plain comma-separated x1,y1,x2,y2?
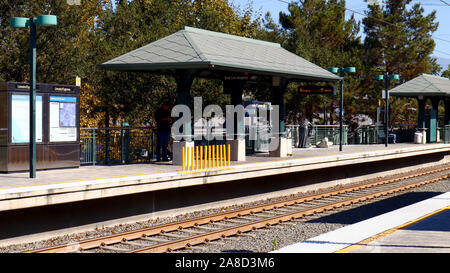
362,0,440,80
277,0,363,125
91,0,263,126
443,65,450,79
0,0,104,83
361,0,441,127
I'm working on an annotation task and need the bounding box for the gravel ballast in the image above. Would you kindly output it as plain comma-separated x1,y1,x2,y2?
1,170,449,253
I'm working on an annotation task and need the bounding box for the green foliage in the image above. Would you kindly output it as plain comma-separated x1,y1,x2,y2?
277,0,363,124
0,0,103,83
271,237,278,251
90,0,262,125
442,65,450,79
362,0,439,126
0,0,443,129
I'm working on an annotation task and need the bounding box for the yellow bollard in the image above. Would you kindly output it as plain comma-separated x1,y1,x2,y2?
186,146,190,171
219,144,222,167
191,146,194,170
220,144,225,167
227,144,231,166
222,145,226,167
195,146,199,170
208,145,211,169
215,145,219,168
212,145,215,168
205,146,208,169
182,146,185,171
200,146,203,170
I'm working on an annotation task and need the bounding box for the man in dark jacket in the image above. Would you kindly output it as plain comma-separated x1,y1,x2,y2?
155,101,172,162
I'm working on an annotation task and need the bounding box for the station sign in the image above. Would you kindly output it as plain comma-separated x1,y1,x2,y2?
52,86,75,93
14,83,41,91
299,85,336,95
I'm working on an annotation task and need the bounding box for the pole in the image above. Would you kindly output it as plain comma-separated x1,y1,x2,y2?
29,18,36,178
339,69,344,151
385,73,389,147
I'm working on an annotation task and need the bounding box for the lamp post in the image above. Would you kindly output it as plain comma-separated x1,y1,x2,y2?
376,73,400,147
10,15,57,178
328,67,356,151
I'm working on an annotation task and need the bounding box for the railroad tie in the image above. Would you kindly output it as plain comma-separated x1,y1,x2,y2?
99,245,128,252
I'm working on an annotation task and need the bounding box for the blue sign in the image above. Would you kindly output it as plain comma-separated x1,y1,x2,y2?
49,96,77,103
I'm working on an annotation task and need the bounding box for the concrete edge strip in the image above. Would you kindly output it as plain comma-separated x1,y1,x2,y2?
1,145,444,199
271,191,450,253
335,206,450,253
0,145,449,211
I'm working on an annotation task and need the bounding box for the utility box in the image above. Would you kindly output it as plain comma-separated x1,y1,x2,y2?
425,109,437,143
0,82,80,172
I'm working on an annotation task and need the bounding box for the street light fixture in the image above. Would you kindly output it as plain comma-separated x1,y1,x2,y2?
376,73,400,147
10,15,57,178
328,66,356,151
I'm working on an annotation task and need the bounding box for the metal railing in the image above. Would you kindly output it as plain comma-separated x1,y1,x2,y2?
356,125,384,144
286,124,348,147
245,125,271,153
354,124,417,144
285,125,299,148
310,125,348,146
80,127,156,165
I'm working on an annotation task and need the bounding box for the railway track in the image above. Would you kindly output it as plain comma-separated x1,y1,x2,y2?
28,164,450,253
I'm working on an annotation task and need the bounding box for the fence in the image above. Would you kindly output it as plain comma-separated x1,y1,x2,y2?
82,122,434,166
356,125,383,144
245,125,271,154
80,127,156,165
354,124,417,144
310,125,348,146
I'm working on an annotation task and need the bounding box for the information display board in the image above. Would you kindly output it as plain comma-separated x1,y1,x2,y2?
49,96,77,142
299,85,336,95
11,94,43,143
0,82,80,173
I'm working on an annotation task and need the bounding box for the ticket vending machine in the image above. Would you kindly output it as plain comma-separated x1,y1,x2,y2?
0,82,80,172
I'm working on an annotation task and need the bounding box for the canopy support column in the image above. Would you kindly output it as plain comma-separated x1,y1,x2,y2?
230,80,245,140
172,70,195,165
226,80,246,161
418,97,426,129
431,98,440,112
445,99,450,126
270,77,290,157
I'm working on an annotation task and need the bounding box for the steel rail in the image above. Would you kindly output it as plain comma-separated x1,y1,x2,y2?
131,173,450,253
28,164,450,253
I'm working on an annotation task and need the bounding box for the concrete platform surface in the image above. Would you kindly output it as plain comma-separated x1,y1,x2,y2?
0,143,449,212
272,191,450,253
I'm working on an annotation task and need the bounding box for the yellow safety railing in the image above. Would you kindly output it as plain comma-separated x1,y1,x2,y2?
182,144,231,172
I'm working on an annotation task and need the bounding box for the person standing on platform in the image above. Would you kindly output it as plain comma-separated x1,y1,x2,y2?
298,118,311,148
155,100,172,162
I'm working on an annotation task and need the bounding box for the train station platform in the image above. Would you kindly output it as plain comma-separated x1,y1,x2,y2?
273,190,450,253
0,143,449,213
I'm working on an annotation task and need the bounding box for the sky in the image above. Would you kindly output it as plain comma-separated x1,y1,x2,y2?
232,0,450,71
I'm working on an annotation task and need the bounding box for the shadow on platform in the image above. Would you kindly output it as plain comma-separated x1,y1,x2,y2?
308,191,445,226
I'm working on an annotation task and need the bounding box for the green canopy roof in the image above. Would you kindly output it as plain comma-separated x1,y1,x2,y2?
390,74,450,97
99,26,340,82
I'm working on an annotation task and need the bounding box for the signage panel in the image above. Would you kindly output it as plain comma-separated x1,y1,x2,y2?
49,96,77,142
11,94,43,143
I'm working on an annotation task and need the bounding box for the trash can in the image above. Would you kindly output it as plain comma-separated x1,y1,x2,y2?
414,132,422,144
